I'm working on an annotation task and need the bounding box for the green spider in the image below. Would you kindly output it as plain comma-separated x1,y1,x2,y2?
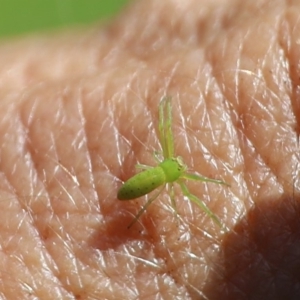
118,97,228,228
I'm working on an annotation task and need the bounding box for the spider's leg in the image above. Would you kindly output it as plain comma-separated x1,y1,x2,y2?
159,97,167,158
165,97,174,159
153,151,163,163
169,183,178,216
182,173,229,186
135,163,152,170
127,185,165,229
159,96,174,159
178,180,222,227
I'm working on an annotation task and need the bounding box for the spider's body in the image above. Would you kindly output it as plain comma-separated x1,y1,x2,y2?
118,97,227,228
118,157,186,200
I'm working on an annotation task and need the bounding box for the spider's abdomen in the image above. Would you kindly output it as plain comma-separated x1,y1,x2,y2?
117,166,165,200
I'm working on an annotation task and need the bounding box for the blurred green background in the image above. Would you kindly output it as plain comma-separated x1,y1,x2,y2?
0,0,130,38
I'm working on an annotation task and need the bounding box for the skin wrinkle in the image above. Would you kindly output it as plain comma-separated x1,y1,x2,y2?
0,0,298,299
0,107,63,296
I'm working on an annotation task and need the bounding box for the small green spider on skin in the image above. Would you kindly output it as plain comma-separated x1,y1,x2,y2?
117,97,229,228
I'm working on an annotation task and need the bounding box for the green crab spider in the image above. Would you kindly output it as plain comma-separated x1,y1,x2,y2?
118,97,228,228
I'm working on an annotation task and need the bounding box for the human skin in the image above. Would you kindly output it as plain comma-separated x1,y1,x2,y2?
0,0,299,299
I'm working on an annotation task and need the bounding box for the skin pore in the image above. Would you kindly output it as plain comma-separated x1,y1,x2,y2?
0,0,299,299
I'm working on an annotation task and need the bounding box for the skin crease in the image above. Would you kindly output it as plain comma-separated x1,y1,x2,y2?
0,0,299,299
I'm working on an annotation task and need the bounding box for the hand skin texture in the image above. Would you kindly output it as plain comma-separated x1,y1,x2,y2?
0,0,299,299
